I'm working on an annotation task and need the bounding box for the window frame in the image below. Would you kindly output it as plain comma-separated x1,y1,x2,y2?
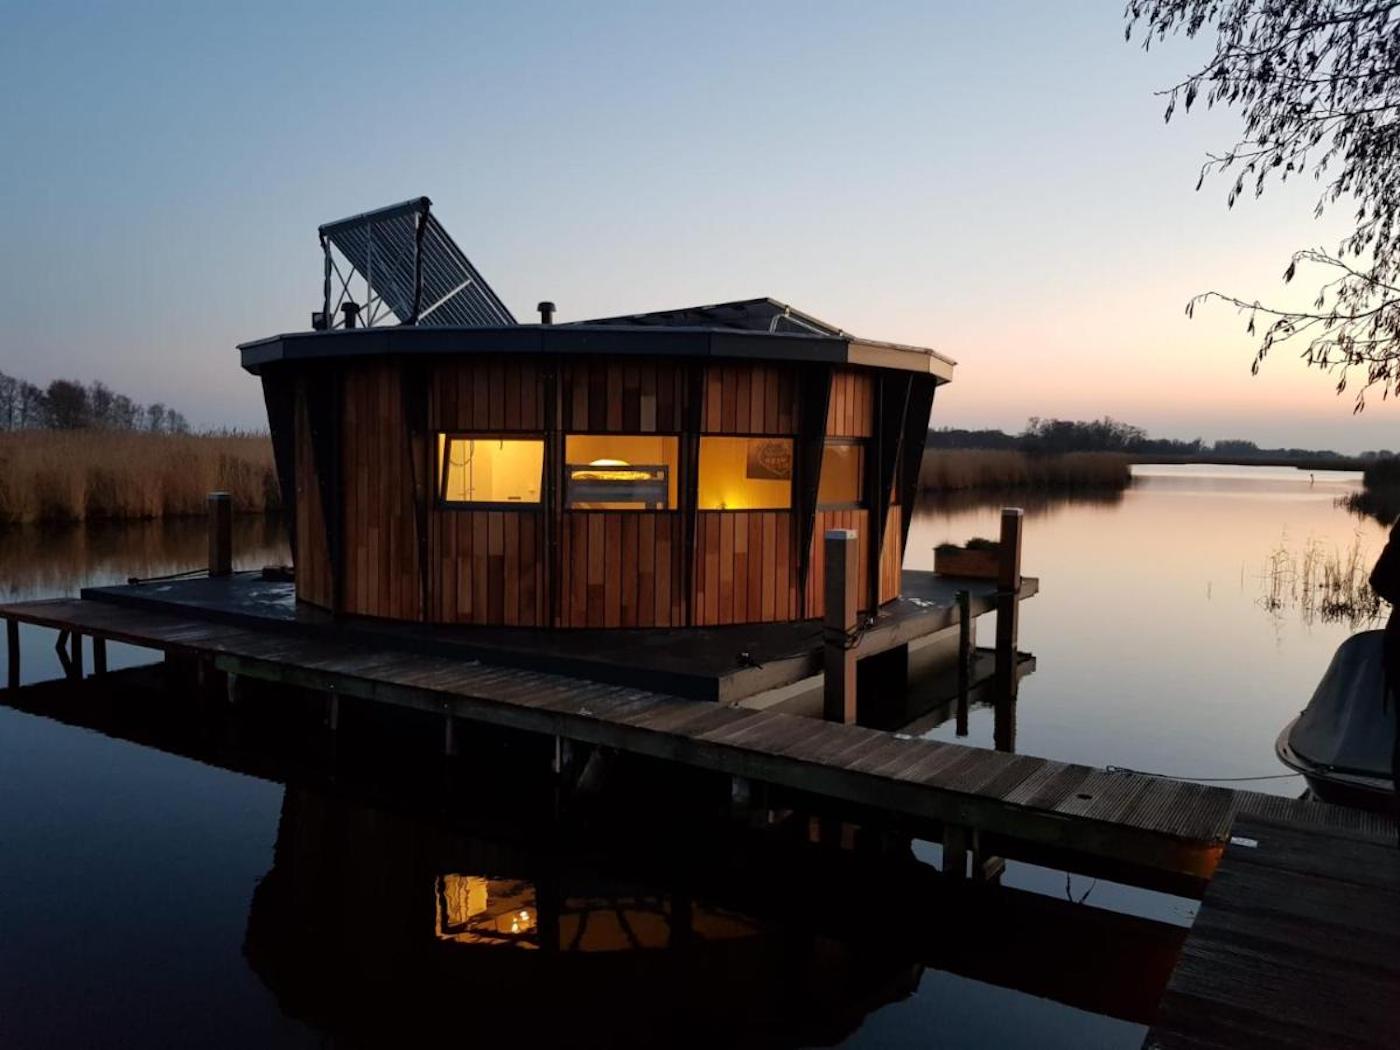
815,436,868,512
695,432,797,513
561,430,685,513
436,431,547,511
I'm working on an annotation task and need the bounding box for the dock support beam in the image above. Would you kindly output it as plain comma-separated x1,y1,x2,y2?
823,529,859,724
208,492,232,577
994,508,1023,671
5,618,17,689
92,637,107,677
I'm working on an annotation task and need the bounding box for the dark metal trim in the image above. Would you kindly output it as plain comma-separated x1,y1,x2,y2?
260,375,298,556
898,376,938,556
400,359,431,620
794,364,833,616
680,363,704,626
872,372,913,608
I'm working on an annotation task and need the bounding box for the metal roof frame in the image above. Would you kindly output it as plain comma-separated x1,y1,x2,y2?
318,197,516,329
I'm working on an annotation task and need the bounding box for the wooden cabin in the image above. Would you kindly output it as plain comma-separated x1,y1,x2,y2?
240,203,952,629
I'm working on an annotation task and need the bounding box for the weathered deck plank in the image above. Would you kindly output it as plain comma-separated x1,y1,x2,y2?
1144,815,1400,1050
0,597,1374,895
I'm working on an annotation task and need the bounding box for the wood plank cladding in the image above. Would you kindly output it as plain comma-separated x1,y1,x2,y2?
342,364,421,620
879,503,903,604
287,355,909,627
562,359,687,433
293,382,332,610
559,512,684,627
806,509,872,619
431,511,545,626
826,368,874,438
694,511,799,625
431,359,546,432
702,363,798,434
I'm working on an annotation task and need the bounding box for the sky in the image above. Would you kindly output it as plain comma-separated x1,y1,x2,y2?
1,1,1394,453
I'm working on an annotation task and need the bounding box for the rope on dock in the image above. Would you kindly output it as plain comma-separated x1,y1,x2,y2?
1105,764,1303,783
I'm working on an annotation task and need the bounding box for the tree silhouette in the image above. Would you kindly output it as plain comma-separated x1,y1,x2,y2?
1127,0,1400,408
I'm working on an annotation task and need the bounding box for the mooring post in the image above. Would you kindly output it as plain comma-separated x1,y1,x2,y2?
823,529,859,724
444,713,459,757
942,823,969,879
92,636,107,676
208,491,232,577
5,618,18,689
326,693,340,732
994,508,1023,672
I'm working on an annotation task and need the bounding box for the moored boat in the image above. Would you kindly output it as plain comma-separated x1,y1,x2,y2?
1276,630,1397,810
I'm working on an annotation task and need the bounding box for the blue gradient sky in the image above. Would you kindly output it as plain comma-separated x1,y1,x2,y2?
1,1,1391,451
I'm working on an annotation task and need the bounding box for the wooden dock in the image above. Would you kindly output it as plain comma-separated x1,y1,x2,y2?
1145,811,1400,1050
4,592,1399,1048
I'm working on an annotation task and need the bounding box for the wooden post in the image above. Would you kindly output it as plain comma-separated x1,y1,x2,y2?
942,823,968,879
5,618,18,689
327,693,340,732
92,636,107,676
823,529,859,724
444,714,459,757
208,491,232,577
71,632,83,679
994,508,1023,671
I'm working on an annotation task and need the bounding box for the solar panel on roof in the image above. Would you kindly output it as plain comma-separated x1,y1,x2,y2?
318,197,516,328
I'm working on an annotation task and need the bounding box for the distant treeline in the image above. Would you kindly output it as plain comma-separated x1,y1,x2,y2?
0,370,191,434
927,417,1393,463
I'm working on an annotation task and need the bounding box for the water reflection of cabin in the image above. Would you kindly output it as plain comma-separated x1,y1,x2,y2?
241,202,953,629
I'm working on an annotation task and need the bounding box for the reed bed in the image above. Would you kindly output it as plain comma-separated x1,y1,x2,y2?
1259,532,1385,629
0,430,280,525
919,450,1132,492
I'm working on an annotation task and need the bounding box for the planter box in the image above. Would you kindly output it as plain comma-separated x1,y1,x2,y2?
934,545,1001,579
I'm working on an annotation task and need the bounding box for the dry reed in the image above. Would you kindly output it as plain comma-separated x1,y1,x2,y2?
1259,531,1385,629
919,450,1132,492
0,430,280,525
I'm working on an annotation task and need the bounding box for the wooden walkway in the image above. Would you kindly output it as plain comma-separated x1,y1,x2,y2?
7,595,1234,887
5,595,1400,1047
1145,812,1400,1050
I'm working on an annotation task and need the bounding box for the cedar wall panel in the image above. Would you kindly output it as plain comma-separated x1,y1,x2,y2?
431,511,545,626
562,360,686,433
694,511,799,625
701,363,798,434
878,503,903,604
804,509,872,620
294,382,333,609
342,364,421,620
559,512,684,628
825,368,875,439
431,359,546,432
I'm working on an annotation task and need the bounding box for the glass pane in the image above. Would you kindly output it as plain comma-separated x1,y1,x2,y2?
698,437,793,510
565,435,679,510
818,443,863,506
439,436,543,504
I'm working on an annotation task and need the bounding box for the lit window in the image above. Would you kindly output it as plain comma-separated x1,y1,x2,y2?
817,442,864,507
565,435,678,509
438,435,543,505
698,437,793,510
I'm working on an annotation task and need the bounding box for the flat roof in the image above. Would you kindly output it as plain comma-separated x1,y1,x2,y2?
238,324,955,381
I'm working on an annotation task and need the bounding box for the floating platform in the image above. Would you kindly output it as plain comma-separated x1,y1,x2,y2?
71,568,1036,703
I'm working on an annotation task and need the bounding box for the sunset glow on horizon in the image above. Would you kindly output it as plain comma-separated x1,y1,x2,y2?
2,1,1394,452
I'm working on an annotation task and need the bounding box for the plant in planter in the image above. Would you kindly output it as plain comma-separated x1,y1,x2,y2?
934,536,1001,578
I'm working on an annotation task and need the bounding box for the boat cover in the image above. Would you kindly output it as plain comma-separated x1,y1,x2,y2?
1291,630,1397,778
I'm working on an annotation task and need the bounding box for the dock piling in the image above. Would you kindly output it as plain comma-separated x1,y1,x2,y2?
92,636,107,676
5,618,17,689
208,492,232,577
994,508,1023,670
823,529,859,724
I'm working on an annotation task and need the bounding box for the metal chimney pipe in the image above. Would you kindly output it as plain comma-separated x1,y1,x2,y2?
342,302,360,329
537,301,556,325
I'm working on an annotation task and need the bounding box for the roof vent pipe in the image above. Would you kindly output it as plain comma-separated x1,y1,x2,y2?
341,302,360,329
537,301,555,325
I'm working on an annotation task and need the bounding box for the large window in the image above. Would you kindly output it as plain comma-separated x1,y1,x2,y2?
438,435,544,506
817,441,864,508
697,437,793,510
565,435,679,510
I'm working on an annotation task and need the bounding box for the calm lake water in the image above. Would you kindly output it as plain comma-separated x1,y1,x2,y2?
0,465,1383,1048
